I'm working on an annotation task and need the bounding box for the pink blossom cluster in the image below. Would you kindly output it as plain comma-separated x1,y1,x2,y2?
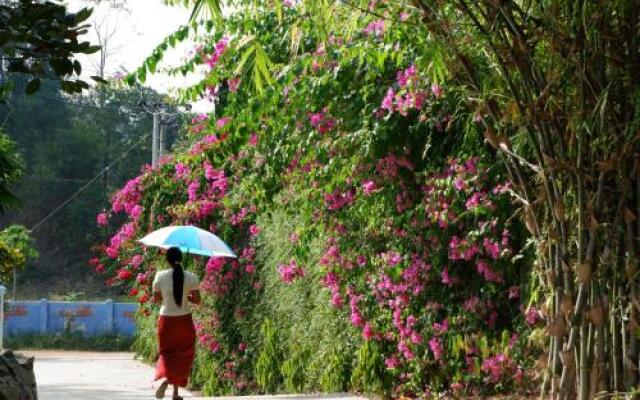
105,222,136,259
307,155,525,395
205,37,230,69
195,318,222,353
481,353,521,384
189,114,209,134
324,189,355,211
228,78,241,92
111,175,144,215
97,212,109,226
363,20,385,37
375,153,414,179
278,259,305,283
380,65,430,116
308,109,336,134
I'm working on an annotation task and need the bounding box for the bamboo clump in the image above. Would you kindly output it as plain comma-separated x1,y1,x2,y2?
408,0,640,398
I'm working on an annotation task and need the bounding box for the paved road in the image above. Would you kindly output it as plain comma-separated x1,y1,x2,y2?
26,351,367,400
27,350,195,400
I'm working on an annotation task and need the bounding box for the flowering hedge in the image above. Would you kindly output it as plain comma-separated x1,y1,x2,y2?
94,3,541,397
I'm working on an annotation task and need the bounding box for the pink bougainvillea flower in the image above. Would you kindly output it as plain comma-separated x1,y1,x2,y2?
174,162,190,179
249,132,259,146
350,311,364,327
278,259,304,283
129,205,143,220
363,20,385,37
205,36,229,69
433,319,448,335
96,212,109,226
249,224,261,236
385,356,399,369
187,181,200,202
117,268,132,280
525,307,541,326
441,267,453,287
429,337,444,360
431,83,443,97
288,232,299,244
228,78,241,92
205,85,219,102
130,255,143,268
362,180,376,195
356,255,367,267
105,246,118,259
362,323,374,340
330,292,343,308
381,88,395,112
216,116,232,129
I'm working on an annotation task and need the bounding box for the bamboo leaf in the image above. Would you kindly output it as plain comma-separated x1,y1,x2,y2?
234,45,256,76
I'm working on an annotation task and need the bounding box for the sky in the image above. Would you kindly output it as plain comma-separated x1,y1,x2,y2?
65,0,211,110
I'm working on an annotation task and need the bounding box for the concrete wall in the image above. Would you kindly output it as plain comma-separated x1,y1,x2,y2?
4,300,137,337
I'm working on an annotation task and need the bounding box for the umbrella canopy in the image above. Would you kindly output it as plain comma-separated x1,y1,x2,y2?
138,225,237,258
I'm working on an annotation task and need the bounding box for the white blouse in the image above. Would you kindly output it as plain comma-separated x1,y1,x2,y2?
152,269,200,316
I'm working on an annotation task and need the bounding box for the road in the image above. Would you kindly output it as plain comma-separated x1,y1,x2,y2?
28,350,195,400
26,351,367,400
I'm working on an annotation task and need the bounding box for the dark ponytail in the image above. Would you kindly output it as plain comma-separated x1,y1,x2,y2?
166,247,184,307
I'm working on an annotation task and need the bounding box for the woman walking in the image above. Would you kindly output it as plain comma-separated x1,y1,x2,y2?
152,247,201,400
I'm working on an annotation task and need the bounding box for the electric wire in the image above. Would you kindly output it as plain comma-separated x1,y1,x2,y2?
30,133,150,233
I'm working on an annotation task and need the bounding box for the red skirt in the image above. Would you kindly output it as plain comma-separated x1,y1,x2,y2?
155,314,196,387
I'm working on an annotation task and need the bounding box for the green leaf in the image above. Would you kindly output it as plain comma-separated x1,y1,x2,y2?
137,67,147,84
234,45,256,76
73,60,82,75
74,7,93,24
91,76,108,84
25,78,40,95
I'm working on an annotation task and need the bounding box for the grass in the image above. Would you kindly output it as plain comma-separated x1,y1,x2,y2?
5,333,134,351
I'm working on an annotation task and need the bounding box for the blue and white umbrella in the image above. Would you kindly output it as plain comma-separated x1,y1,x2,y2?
138,225,237,258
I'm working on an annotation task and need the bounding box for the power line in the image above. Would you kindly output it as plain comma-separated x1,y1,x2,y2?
30,133,149,233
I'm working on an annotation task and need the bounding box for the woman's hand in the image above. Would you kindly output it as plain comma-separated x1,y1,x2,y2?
188,290,201,305
154,291,163,304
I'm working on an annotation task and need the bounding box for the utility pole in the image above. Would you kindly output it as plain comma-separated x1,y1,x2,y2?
140,100,190,167
159,119,165,161
152,112,159,167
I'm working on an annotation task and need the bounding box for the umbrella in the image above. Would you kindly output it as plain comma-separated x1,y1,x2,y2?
138,225,237,258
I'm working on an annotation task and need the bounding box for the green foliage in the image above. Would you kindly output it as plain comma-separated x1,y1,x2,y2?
0,132,22,212
254,319,281,393
0,225,37,259
0,224,36,282
0,0,100,95
99,1,535,397
281,344,309,393
5,333,133,351
351,340,390,396
0,80,169,298
132,310,158,364
319,349,350,393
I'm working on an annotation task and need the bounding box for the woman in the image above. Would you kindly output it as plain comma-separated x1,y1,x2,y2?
152,247,201,400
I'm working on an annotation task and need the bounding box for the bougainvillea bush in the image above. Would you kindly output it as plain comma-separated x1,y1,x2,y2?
94,3,541,397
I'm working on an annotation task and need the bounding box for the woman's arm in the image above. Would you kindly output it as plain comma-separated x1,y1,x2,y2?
188,290,201,305
154,291,163,304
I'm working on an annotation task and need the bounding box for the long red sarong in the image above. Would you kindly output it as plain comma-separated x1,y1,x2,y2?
155,314,196,387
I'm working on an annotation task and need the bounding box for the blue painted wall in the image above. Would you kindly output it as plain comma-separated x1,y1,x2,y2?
4,300,137,337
